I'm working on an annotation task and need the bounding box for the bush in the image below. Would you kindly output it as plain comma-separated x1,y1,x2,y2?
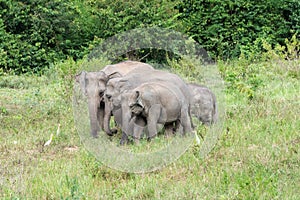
219,35,299,100
0,0,180,73
176,0,300,59
0,0,89,73
1,0,299,73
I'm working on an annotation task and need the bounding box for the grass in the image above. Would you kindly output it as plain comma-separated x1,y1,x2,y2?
0,58,299,199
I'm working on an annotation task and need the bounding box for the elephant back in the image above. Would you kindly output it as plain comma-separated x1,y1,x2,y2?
101,61,154,77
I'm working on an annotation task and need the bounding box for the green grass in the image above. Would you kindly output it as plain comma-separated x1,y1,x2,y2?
0,59,299,199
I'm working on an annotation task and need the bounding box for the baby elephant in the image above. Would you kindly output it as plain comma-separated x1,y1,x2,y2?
188,83,218,125
127,81,193,140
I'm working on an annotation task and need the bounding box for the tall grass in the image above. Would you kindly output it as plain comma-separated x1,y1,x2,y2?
0,54,299,198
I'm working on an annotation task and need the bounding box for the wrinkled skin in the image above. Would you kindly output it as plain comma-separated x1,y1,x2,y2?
105,69,193,144
188,83,218,125
75,61,153,137
128,82,193,140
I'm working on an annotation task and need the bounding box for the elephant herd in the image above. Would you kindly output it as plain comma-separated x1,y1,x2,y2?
75,61,217,144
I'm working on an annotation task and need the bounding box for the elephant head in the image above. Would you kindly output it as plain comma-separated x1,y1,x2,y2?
75,71,109,137
105,77,131,108
129,91,145,116
187,83,218,125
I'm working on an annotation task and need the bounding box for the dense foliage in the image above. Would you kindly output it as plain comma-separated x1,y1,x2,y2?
0,0,299,73
177,0,300,59
0,0,83,73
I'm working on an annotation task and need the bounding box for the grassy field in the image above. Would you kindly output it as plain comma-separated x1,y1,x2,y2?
0,58,299,199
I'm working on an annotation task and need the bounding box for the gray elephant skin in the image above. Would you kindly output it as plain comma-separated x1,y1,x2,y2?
75,61,153,137
188,83,218,125
127,81,193,140
104,68,193,144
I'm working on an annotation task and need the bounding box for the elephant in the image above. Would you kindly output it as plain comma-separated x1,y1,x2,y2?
127,81,193,140
104,68,193,144
75,60,153,138
75,71,107,138
188,83,218,125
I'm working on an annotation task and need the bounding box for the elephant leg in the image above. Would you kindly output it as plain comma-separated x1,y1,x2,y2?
147,105,161,140
174,120,184,135
103,100,114,136
180,107,193,135
111,108,122,134
133,116,146,143
88,99,100,138
97,101,105,131
164,122,174,138
189,105,195,129
120,103,132,145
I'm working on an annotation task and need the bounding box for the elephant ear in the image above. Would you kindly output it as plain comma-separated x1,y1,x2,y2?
117,79,131,92
135,91,145,109
96,71,108,82
107,71,122,80
75,71,85,82
75,71,87,95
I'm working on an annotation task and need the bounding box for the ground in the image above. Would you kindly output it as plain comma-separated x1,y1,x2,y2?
0,59,299,199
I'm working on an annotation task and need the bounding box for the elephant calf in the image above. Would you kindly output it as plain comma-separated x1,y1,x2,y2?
188,83,218,125
128,81,193,140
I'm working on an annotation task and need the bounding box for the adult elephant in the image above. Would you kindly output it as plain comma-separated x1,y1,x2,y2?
104,68,193,144
75,61,153,138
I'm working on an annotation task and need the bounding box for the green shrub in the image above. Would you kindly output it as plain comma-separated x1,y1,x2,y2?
0,0,88,73
1,0,299,73
0,0,181,73
219,35,299,100
176,0,300,59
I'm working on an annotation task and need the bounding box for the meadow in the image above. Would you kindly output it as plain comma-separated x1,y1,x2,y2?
0,57,299,199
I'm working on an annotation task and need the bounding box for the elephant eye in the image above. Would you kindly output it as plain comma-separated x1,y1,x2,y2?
99,91,104,97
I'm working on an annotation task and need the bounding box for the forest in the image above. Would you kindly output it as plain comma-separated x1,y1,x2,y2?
0,0,299,73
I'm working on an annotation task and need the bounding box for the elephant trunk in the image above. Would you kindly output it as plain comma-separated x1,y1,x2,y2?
88,98,100,138
103,99,113,136
120,103,132,145
121,101,133,136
